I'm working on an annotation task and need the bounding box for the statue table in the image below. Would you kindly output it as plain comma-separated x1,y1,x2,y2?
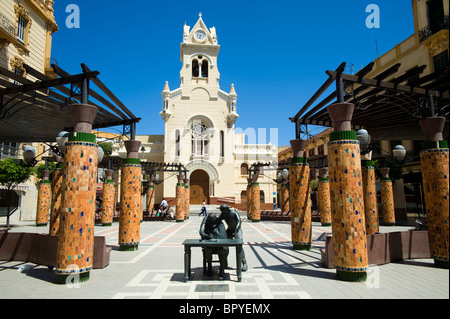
182,239,244,283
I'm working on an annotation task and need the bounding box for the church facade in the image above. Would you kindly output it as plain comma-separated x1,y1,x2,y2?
113,15,278,209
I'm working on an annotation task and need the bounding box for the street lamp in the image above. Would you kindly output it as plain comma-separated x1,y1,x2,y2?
356,129,371,155
22,146,37,166
392,145,407,162
56,131,69,154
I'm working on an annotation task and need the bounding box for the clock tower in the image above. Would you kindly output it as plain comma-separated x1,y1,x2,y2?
160,14,239,205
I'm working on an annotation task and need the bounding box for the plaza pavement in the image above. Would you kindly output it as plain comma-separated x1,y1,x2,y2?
0,205,448,300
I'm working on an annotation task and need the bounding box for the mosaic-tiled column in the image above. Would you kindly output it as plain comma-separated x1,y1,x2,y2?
246,178,253,220
146,183,155,213
380,167,396,226
56,104,98,284
250,178,261,222
36,170,51,227
318,168,332,226
289,139,312,250
184,178,190,219
50,162,63,235
280,183,290,213
362,161,379,234
327,103,368,282
119,140,142,251
176,174,185,222
101,170,115,227
419,117,449,269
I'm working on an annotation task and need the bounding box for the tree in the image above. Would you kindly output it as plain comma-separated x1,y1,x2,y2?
98,142,113,157
0,159,35,229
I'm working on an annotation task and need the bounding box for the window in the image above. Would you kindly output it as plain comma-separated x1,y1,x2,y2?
433,50,449,73
201,60,209,78
220,130,224,158
240,163,249,176
308,148,315,157
175,130,181,157
14,3,32,50
17,15,26,44
317,144,325,155
427,0,445,34
191,121,209,156
192,59,199,77
14,67,23,85
0,142,19,159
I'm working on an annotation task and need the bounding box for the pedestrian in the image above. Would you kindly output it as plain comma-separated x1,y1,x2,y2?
199,200,207,217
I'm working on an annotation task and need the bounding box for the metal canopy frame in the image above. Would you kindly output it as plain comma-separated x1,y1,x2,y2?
290,62,449,141
0,63,141,143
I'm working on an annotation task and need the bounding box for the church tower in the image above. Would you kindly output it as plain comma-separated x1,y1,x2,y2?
160,14,239,205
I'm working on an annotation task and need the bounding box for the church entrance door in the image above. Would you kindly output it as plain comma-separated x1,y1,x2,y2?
190,169,210,205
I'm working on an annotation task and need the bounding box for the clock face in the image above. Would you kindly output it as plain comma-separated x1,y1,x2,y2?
195,30,207,42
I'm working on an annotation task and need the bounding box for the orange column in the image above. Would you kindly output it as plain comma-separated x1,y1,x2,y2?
380,168,396,226
50,163,63,235
146,184,155,213
327,103,368,282
246,178,252,220
36,170,51,227
289,139,312,250
119,140,142,251
280,183,289,214
419,117,449,269
362,161,379,234
318,168,332,226
101,169,115,227
184,178,190,219
176,174,185,222
250,182,261,222
56,104,98,284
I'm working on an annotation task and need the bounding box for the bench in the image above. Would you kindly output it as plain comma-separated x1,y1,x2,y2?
320,230,431,268
0,232,111,270
143,211,166,221
260,210,291,221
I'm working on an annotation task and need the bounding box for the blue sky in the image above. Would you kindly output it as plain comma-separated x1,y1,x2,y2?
51,0,415,147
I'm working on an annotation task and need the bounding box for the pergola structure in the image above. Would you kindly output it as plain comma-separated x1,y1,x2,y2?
289,61,449,280
0,63,141,144
290,62,449,141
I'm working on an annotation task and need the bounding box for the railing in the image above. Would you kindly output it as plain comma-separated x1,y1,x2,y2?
0,12,17,39
418,15,449,42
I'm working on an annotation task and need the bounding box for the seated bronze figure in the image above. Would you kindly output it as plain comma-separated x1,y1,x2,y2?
199,213,229,280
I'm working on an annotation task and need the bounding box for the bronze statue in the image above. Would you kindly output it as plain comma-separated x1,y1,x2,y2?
199,213,228,279
218,204,248,272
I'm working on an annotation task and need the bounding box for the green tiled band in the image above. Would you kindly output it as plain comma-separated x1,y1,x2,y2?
69,132,96,143
291,157,308,164
422,140,448,151
123,158,141,165
329,131,357,141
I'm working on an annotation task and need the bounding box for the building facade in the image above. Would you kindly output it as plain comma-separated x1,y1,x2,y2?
111,15,278,210
0,0,58,224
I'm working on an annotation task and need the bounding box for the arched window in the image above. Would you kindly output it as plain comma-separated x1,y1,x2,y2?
240,163,249,176
175,130,180,157
201,60,209,78
191,120,209,156
220,130,224,158
260,191,265,204
192,59,199,77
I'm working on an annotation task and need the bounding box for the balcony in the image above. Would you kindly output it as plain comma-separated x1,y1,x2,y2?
0,12,29,54
0,12,17,46
418,15,449,43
